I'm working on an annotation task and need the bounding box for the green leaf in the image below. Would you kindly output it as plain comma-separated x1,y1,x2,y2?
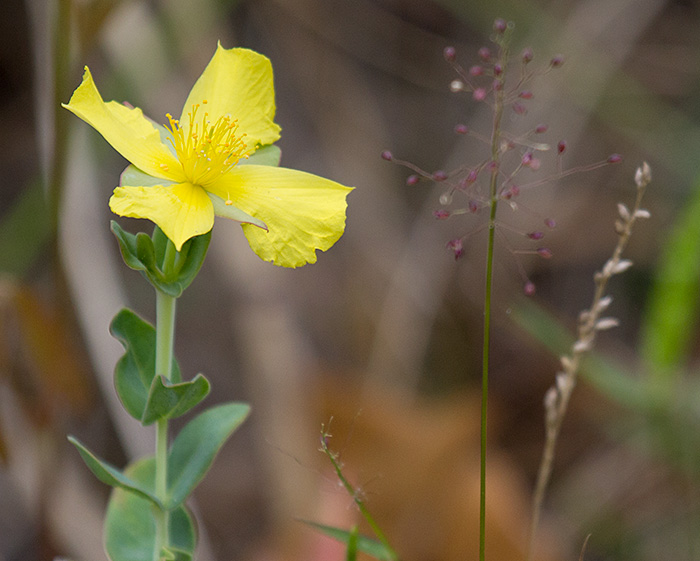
111,221,148,272
301,521,396,561
141,374,211,425
167,230,211,295
136,231,159,275
111,308,182,420
640,175,700,380
166,402,250,508
104,457,196,561
241,144,281,167
67,436,162,508
110,222,211,298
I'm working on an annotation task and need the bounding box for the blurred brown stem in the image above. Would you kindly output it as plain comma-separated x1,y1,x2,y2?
527,163,651,560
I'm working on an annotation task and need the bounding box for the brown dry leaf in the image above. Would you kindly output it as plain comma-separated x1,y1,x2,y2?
12,284,94,422
309,378,563,561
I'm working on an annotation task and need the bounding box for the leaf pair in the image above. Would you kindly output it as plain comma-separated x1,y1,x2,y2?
111,222,210,298
69,402,250,511
111,308,209,425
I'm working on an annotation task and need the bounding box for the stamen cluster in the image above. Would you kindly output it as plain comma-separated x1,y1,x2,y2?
166,101,249,186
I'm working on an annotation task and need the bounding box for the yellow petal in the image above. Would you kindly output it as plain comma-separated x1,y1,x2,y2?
208,165,352,267
63,67,183,182
181,45,281,149
110,183,214,251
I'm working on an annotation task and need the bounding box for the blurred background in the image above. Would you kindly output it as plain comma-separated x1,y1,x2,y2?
2,0,700,560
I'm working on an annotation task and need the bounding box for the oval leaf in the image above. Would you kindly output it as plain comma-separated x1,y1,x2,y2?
105,457,196,561
68,436,161,508
111,221,210,298
111,220,148,272
110,309,183,420
166,402,250,508
142,374,211,425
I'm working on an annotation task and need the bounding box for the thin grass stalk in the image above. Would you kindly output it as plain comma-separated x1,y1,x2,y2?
527,164,651,560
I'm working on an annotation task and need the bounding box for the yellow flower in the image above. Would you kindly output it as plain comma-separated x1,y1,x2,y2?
63,44,352,268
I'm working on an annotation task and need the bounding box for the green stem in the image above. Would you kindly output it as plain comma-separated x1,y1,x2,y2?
321,432,399,561
479,38,509,561
154,284,177,559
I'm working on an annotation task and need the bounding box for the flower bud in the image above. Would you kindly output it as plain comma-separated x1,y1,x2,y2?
521,47,534,63
433,209,451,220
469,65,483,76
537,247,553,259
406,175,419,186
433,170,448,182
550,55,564,68
545,218,556,229
535,124,548,134
635,162,651,187
527,231,544,240
557,140,567,154
478,47,491,61
446,239,464,260
381,150,393,161
454,124,469,135
443,46,456,62
494,18,507,33
473,87,487,101
524,281,536,296
518,90,533,99
607,153,622,163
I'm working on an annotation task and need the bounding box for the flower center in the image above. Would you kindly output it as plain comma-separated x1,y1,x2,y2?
165,101,249,191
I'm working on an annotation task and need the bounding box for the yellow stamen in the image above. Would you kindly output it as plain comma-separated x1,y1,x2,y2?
164,102,249,186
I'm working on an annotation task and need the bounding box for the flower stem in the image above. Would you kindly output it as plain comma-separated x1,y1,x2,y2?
154,285,177,559
479,34,509,561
